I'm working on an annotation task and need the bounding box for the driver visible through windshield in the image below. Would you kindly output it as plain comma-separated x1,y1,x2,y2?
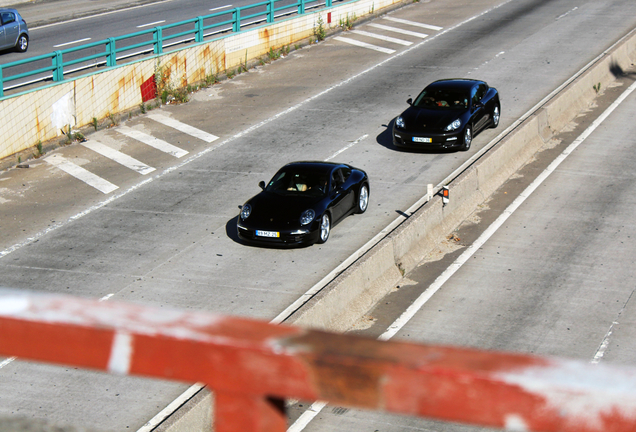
414,88,469,109
266,168,329,197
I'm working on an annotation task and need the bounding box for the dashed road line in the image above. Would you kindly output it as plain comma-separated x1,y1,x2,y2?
383,17,443,31
368,23,429,39
118,126,189,158
350,29,413,46
45,155,119,194
334,36,396,54
147,113,219,143
82,141,156,175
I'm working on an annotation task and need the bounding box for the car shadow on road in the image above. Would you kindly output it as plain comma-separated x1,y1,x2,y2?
377,119,455,154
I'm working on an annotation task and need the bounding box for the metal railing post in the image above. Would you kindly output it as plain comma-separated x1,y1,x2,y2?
267,0,275,23
298,0,305,15
0,67,4,98
52,51,64,82
325,0,332,7
195,16,204,43
233,8,241,32
106,38,117,67
153,27,163,55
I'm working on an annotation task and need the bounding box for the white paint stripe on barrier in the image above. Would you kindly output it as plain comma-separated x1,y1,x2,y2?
383,17,442,31
368,23,429,39
118,127,189,158
82,141,156,175
45,155,119,194
147,113,219,143
107,332,133,375
334,36,396,54
350,29,412,46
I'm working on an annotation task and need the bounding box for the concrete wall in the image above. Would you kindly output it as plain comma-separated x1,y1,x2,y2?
0,0,404,163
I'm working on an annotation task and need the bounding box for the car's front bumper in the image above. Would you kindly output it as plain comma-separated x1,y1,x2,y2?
392,127,462,149
237,221,321,245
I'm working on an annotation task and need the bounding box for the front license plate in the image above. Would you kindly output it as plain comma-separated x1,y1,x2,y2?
256,230,280,238
413,137,432,143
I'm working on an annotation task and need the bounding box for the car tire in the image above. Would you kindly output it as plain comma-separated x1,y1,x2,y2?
460,124,472,151
15,34,28,53
355,183,369,214
491,103,500,128
317,213,331,244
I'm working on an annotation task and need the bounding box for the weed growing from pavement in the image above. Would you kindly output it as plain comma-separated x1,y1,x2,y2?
314,15,326,41
339,13,356,30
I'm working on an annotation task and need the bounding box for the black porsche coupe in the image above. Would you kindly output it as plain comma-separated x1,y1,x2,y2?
392,79,500,151
237,161,369,245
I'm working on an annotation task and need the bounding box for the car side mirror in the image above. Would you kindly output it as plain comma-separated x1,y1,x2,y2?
406,98,413,105
258,181,265,190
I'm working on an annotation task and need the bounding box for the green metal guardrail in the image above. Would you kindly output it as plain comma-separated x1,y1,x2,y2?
0,0,332,97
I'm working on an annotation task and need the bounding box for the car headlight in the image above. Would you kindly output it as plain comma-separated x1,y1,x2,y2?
444,119,461,131
395,116,405,129
300,209,315,226
240,203,251,220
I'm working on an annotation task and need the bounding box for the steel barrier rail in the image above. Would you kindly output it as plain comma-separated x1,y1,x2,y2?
0,0,326,97
1,290,636,432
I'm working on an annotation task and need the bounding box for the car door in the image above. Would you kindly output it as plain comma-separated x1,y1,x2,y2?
328,168,354,222
1,12,19,50
470,83,489,132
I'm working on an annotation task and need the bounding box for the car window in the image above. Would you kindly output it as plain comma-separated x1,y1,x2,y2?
1,12,16,25
472,84,487,105
414,88,468,109
331,169,346,191
266,168,327,196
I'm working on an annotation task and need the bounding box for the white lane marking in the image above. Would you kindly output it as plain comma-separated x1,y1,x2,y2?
380,79,636,342
137,384,205,432
557,7,578,20
137,20,166,28
288,401,328,432
325,135,368,161
368,23,428,39
53,38,91,48
146,113,219,143
32,0,179,30
210,5,232,11
350,30,412,46
383,17,442,31
45,155,119,194
286,19,636,432
108,332,133,375
82,141,156,175
592,291,634,364
334,36,396,54
0,357,15,369
99,293,115,302
118,127,189,158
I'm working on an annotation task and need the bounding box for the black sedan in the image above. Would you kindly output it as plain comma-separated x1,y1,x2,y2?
392,79,500,151
237,162,369,245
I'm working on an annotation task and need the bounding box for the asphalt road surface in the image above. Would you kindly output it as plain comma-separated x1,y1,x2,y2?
1,0,636,430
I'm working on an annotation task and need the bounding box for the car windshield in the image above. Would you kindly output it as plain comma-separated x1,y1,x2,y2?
266,167,329,197
413,88,469,109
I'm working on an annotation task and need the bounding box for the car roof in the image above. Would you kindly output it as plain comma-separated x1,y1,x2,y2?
426,79,486,91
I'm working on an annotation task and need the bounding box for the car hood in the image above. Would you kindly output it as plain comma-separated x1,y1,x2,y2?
244,192,322,228
400,107,462,132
